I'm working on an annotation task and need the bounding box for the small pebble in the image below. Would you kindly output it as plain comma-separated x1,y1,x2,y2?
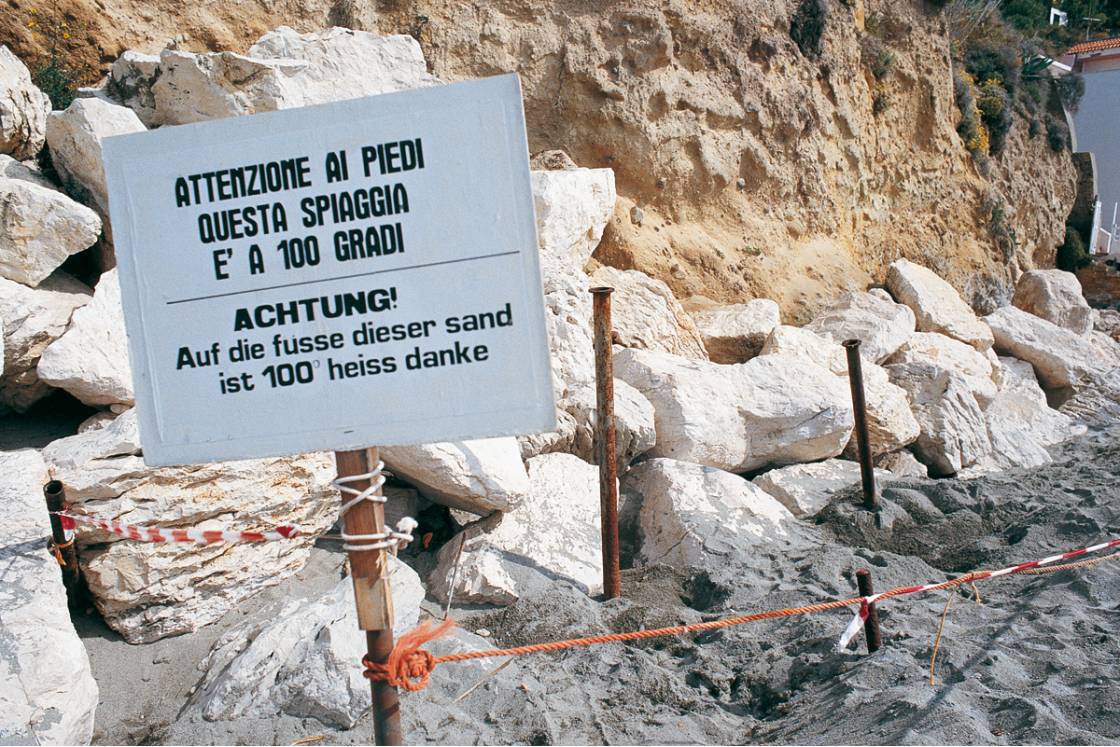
629,206,644,226
475,628,492,638
655,177,666,189
736,177,747,189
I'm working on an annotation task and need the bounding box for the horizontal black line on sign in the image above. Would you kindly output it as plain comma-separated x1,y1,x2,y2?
165,250,522,305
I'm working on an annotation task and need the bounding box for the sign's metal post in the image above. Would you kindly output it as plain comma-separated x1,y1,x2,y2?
856,568,882,653
43,480,81,599
590,286,621,600
842,339,879,512
335,448,402,746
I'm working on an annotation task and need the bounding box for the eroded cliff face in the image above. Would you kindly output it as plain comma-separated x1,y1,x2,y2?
6,0,1075,320
375,0,1076,321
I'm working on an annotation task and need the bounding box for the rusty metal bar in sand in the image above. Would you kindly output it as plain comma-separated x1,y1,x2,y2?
856,568,883,653
335,448,402,746
842,339,879,512
590,286,621,600
43,480,81,597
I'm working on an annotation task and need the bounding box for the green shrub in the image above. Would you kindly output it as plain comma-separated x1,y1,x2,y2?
790,0,827,58
33,56,77,111
964,40,1020,95
1046,116,1069,151
954,72,990,156
986,196,1018,260
977,77,1012,154
1056,73,1085,113
1056,226,1091,271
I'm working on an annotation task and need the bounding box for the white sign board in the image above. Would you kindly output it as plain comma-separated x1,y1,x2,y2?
103,74,556,466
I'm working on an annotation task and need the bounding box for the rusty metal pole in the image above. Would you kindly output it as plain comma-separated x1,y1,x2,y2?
43,480,81,597
590,286,621,600
856,568,882,653
842,339,879,512
335,448,402,746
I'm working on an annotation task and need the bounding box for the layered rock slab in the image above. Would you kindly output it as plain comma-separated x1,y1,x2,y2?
0,449,98,745
42,411,337,643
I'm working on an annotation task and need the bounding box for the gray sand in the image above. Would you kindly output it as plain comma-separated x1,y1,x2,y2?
79,426,1120,745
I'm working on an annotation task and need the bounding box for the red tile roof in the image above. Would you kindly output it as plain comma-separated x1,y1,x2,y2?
1070,37,1120,55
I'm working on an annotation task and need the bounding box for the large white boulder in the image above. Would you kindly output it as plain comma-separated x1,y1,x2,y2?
41,411,338,643
143,28,439,126
532,167,616,284
520,378,656,467
429,453,602,605
624,458,792,567
985,306,1109,391
0,46,51,159
589,266,708,360
531,167,616,399
761,325,919,457
967,357,1076,472
381,438,530,516
0,155,100,286
1012,269,1092,336
38,269,132,406
885,358,992,476
106,51,160,126
685,297,780,363
886,259,993,350
0,450,98,745
805,290,915,363
0,273,91,412
752,459,890,518
45,97,145,215
193,560,422,729
615,347,853,472
886,331,998,408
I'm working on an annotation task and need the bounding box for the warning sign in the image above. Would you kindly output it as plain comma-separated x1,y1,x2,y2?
102,74,556,465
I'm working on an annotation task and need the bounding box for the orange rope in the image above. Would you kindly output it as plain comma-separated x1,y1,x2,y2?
364,555,1120,692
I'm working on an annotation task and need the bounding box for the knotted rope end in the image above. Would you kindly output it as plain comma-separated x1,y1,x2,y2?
363,617,456,691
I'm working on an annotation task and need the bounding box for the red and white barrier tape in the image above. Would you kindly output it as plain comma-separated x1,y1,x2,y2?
838,536,1120,648
54,511,300,544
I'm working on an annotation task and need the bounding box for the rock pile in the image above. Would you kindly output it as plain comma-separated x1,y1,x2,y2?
0,26,1114,741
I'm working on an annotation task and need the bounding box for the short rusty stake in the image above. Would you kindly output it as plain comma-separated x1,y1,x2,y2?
842,339,879,512
591,286,621,600
856,568,882,653
43,480,81,597
335,448,402,746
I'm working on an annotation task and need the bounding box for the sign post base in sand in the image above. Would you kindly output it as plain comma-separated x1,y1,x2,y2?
335,448,402,746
